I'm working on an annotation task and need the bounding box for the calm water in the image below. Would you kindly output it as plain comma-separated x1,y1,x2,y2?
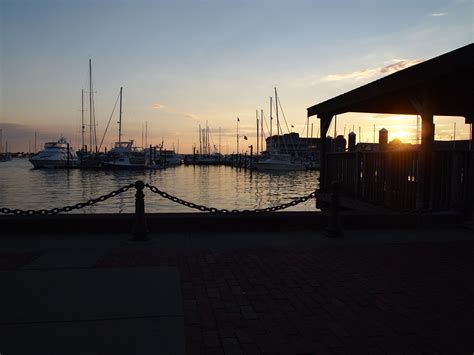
0,159,320,213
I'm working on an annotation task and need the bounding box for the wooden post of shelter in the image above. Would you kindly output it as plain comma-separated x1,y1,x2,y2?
318,114,333,192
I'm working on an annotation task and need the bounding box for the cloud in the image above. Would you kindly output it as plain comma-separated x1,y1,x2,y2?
152,103,165,109
185,113,200,120
323,58,423,82
430,12,446,17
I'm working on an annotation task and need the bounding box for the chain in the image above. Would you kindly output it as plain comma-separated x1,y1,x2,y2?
1,181,316,216
145,183,316,214
0,183,134,216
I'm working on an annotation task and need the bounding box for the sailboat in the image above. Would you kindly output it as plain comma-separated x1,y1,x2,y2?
0,130,12,162
77,59,102,168
255,88,306,171
100,87,149,169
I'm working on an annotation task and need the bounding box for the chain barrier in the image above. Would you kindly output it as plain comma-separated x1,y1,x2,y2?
145,183,316,214
0,181,317,216
0,183,135,216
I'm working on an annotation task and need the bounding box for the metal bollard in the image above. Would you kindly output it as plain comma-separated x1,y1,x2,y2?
132,180,149,241
325,181,343,238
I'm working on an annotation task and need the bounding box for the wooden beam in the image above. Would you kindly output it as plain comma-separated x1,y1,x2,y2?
318,114,333,191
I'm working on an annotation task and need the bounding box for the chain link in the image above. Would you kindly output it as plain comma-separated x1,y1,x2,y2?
0,184,134,216
145,183,316,214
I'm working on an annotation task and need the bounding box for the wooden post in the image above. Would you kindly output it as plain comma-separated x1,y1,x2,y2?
411,92,435,210
132,180,149,241
325,181,343,237
318,114,333,192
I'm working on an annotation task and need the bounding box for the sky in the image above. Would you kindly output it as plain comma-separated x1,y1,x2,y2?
1,0,472,153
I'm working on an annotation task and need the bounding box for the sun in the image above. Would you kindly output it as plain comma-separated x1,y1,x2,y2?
390,130,410,142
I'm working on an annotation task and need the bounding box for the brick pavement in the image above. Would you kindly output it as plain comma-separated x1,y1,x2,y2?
86,241,474,354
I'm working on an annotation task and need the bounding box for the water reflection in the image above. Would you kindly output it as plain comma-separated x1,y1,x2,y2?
0,159,319,213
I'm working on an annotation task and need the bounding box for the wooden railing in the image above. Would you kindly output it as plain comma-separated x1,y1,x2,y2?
325,150,473,212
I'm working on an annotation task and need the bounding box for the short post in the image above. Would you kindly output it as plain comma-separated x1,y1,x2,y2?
132,180,149,241
325,181,343,238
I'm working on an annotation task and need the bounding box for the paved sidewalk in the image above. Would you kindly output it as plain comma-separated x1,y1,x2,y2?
1,226,473,354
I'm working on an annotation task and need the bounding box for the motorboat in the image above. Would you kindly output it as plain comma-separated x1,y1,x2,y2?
155,149,182,167
29,137,78,168
254,153,306,171
100,141,149,170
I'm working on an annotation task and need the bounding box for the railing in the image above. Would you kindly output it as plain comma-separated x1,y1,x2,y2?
0,181,317,240
326,150,473,212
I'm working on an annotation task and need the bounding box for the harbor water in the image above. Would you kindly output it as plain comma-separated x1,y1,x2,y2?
0,159,320,214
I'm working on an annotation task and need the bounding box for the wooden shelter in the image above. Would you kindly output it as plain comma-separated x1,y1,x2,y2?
307,44,474,212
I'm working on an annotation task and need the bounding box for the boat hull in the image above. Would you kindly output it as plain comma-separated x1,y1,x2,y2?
29,159,78,169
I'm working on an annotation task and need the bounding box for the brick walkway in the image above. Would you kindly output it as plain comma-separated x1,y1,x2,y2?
89,241,474,354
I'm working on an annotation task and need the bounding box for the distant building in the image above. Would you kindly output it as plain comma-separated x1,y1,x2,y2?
265,132,322,160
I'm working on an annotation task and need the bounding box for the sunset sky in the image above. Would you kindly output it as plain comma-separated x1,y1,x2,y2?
1,0,472,153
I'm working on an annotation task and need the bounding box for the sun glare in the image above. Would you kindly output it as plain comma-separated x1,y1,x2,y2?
390,130,410,142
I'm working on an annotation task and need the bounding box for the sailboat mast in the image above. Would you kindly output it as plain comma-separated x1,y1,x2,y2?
199,124,202,155
256,110,259,156
274,88,279,135
219,127,221,154
269,98,272,138
118,87,123,144
89,59,93,152
237,117,239,154
261,109,264,153
81,89,85,151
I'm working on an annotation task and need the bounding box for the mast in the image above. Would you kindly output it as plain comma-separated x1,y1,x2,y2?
260,109,264,153
0,129,2,153
256,109,259,156
219,127,221,154
237,117,239,153
81,89,85,151
34,131,37,153
199,124,202,155
145,120,148,148
269,97,272,138
89,59,93,152
118,87,123,144
274,88,279,135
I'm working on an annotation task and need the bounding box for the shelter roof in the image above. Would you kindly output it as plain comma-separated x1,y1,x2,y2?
307,44,474,123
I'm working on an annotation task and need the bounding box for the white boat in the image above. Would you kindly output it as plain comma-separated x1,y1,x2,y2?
29,137,78,168
255,153,306,171
155,149,182,167
100,88,150,170
101,141,149,170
